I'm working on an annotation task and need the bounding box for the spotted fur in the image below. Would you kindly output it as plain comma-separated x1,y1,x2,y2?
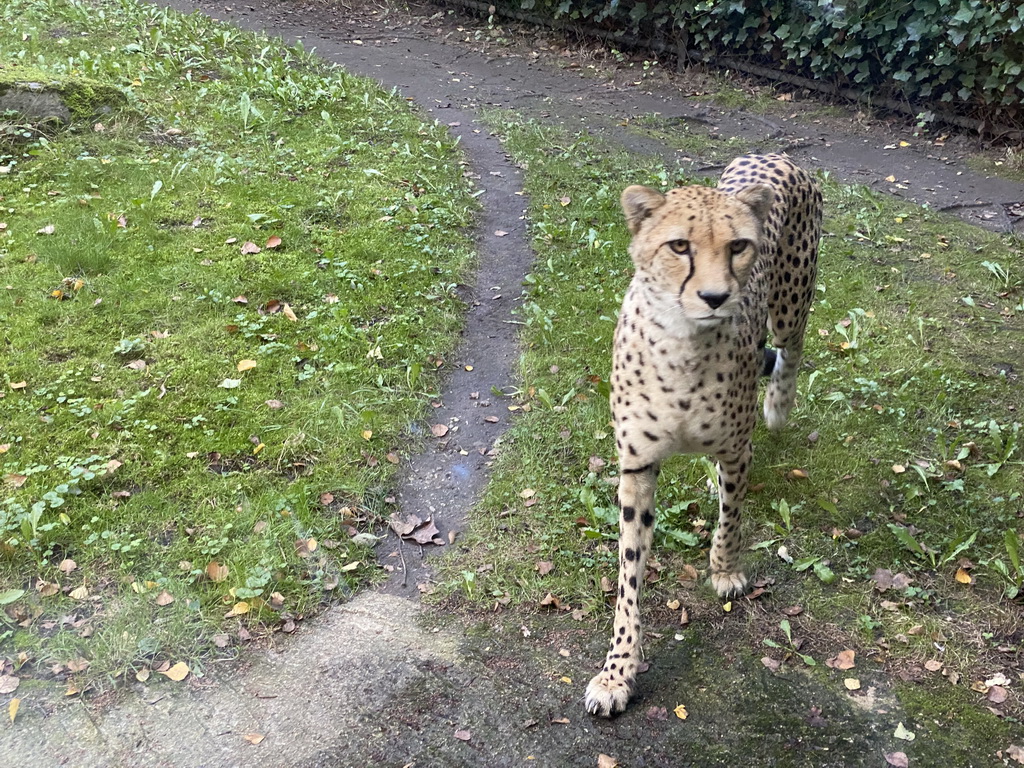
584,154,822,717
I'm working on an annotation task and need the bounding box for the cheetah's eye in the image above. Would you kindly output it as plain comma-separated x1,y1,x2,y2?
667,239,690,255
729,239,751,255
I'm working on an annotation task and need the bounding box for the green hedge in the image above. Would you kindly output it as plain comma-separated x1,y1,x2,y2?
500,0,1024,126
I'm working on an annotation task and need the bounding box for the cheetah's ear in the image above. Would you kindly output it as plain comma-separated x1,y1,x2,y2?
734,184,775,225
621,185,666,235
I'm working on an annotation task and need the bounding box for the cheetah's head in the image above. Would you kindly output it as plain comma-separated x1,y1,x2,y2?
621,183,774,332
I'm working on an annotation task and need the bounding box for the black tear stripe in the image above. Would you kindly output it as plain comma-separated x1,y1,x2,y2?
677,250,695,297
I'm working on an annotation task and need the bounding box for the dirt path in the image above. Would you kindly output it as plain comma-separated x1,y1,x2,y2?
4,1,1023,765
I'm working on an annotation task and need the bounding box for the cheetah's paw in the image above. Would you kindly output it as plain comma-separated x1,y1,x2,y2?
711,569,748,598
763,398,792,431
584,672,633,717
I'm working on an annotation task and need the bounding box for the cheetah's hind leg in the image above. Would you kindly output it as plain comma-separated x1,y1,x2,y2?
763,341,802,431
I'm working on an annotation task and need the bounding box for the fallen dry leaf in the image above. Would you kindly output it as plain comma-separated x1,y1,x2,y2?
1006,744,1024,764
431,423,449,437
265,235,282,249
955,567,972,584
0,676,19,694
206,561,229,582
673,703,688,720
243,733,265,745
536,561,554,576
988,685,1008,704
762,656,782,672
844,678,861,691
871,569,913,591
893,722,915,741
453,729,471,742
8,698,19,723
69,585,89,600
884,752,909,768
240,241,261,254
827,649,856,670
155,590,174,606
265,399,284,409
597,755,618,768
237,359,258,372
158,662,189,682
282,304,297,322
135,668,151,682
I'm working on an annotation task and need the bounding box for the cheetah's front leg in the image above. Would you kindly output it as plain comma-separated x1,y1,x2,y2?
585,466,657,717
709,444,752,597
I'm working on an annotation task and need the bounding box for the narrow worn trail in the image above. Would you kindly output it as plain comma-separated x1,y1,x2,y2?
4,1,1023,765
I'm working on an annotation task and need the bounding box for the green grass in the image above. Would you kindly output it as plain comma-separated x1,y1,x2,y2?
0,0,475,688
437,114,1024,704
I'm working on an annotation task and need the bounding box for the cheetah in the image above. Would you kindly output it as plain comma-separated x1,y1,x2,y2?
584,154,822,717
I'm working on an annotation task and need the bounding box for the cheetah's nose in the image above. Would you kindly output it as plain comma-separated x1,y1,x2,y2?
697,291,730,310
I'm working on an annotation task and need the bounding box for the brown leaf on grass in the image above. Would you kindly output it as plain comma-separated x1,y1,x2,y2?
884,752,909,768
781,605,804,616
205,561,229,582
955,567,973,584
988,685,1008,704
213,633,231,648
761,657,782,672
826,649,856,670
786,468,809,480
431,423,449,437
0,676,19,694
36,580,59,597
677,564,699,585
539,592,561,609
237,359,258,372
924,659,943,672
1006,745,1024,764
9,381,27,390
282,304,297,322
66,658,89,673
126,359,147,371
265,399,284,410
225,601,249,617
453,729,471,742
871,569,912,591
295,538,318,558
265,235,282,249
155,590,174,606
135,668,151,682
37,224,55,235
536,561,554,576
240,241,261,254
588,456,606,473
4,474,28,488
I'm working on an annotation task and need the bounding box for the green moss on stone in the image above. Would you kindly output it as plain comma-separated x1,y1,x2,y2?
0,64,126,120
